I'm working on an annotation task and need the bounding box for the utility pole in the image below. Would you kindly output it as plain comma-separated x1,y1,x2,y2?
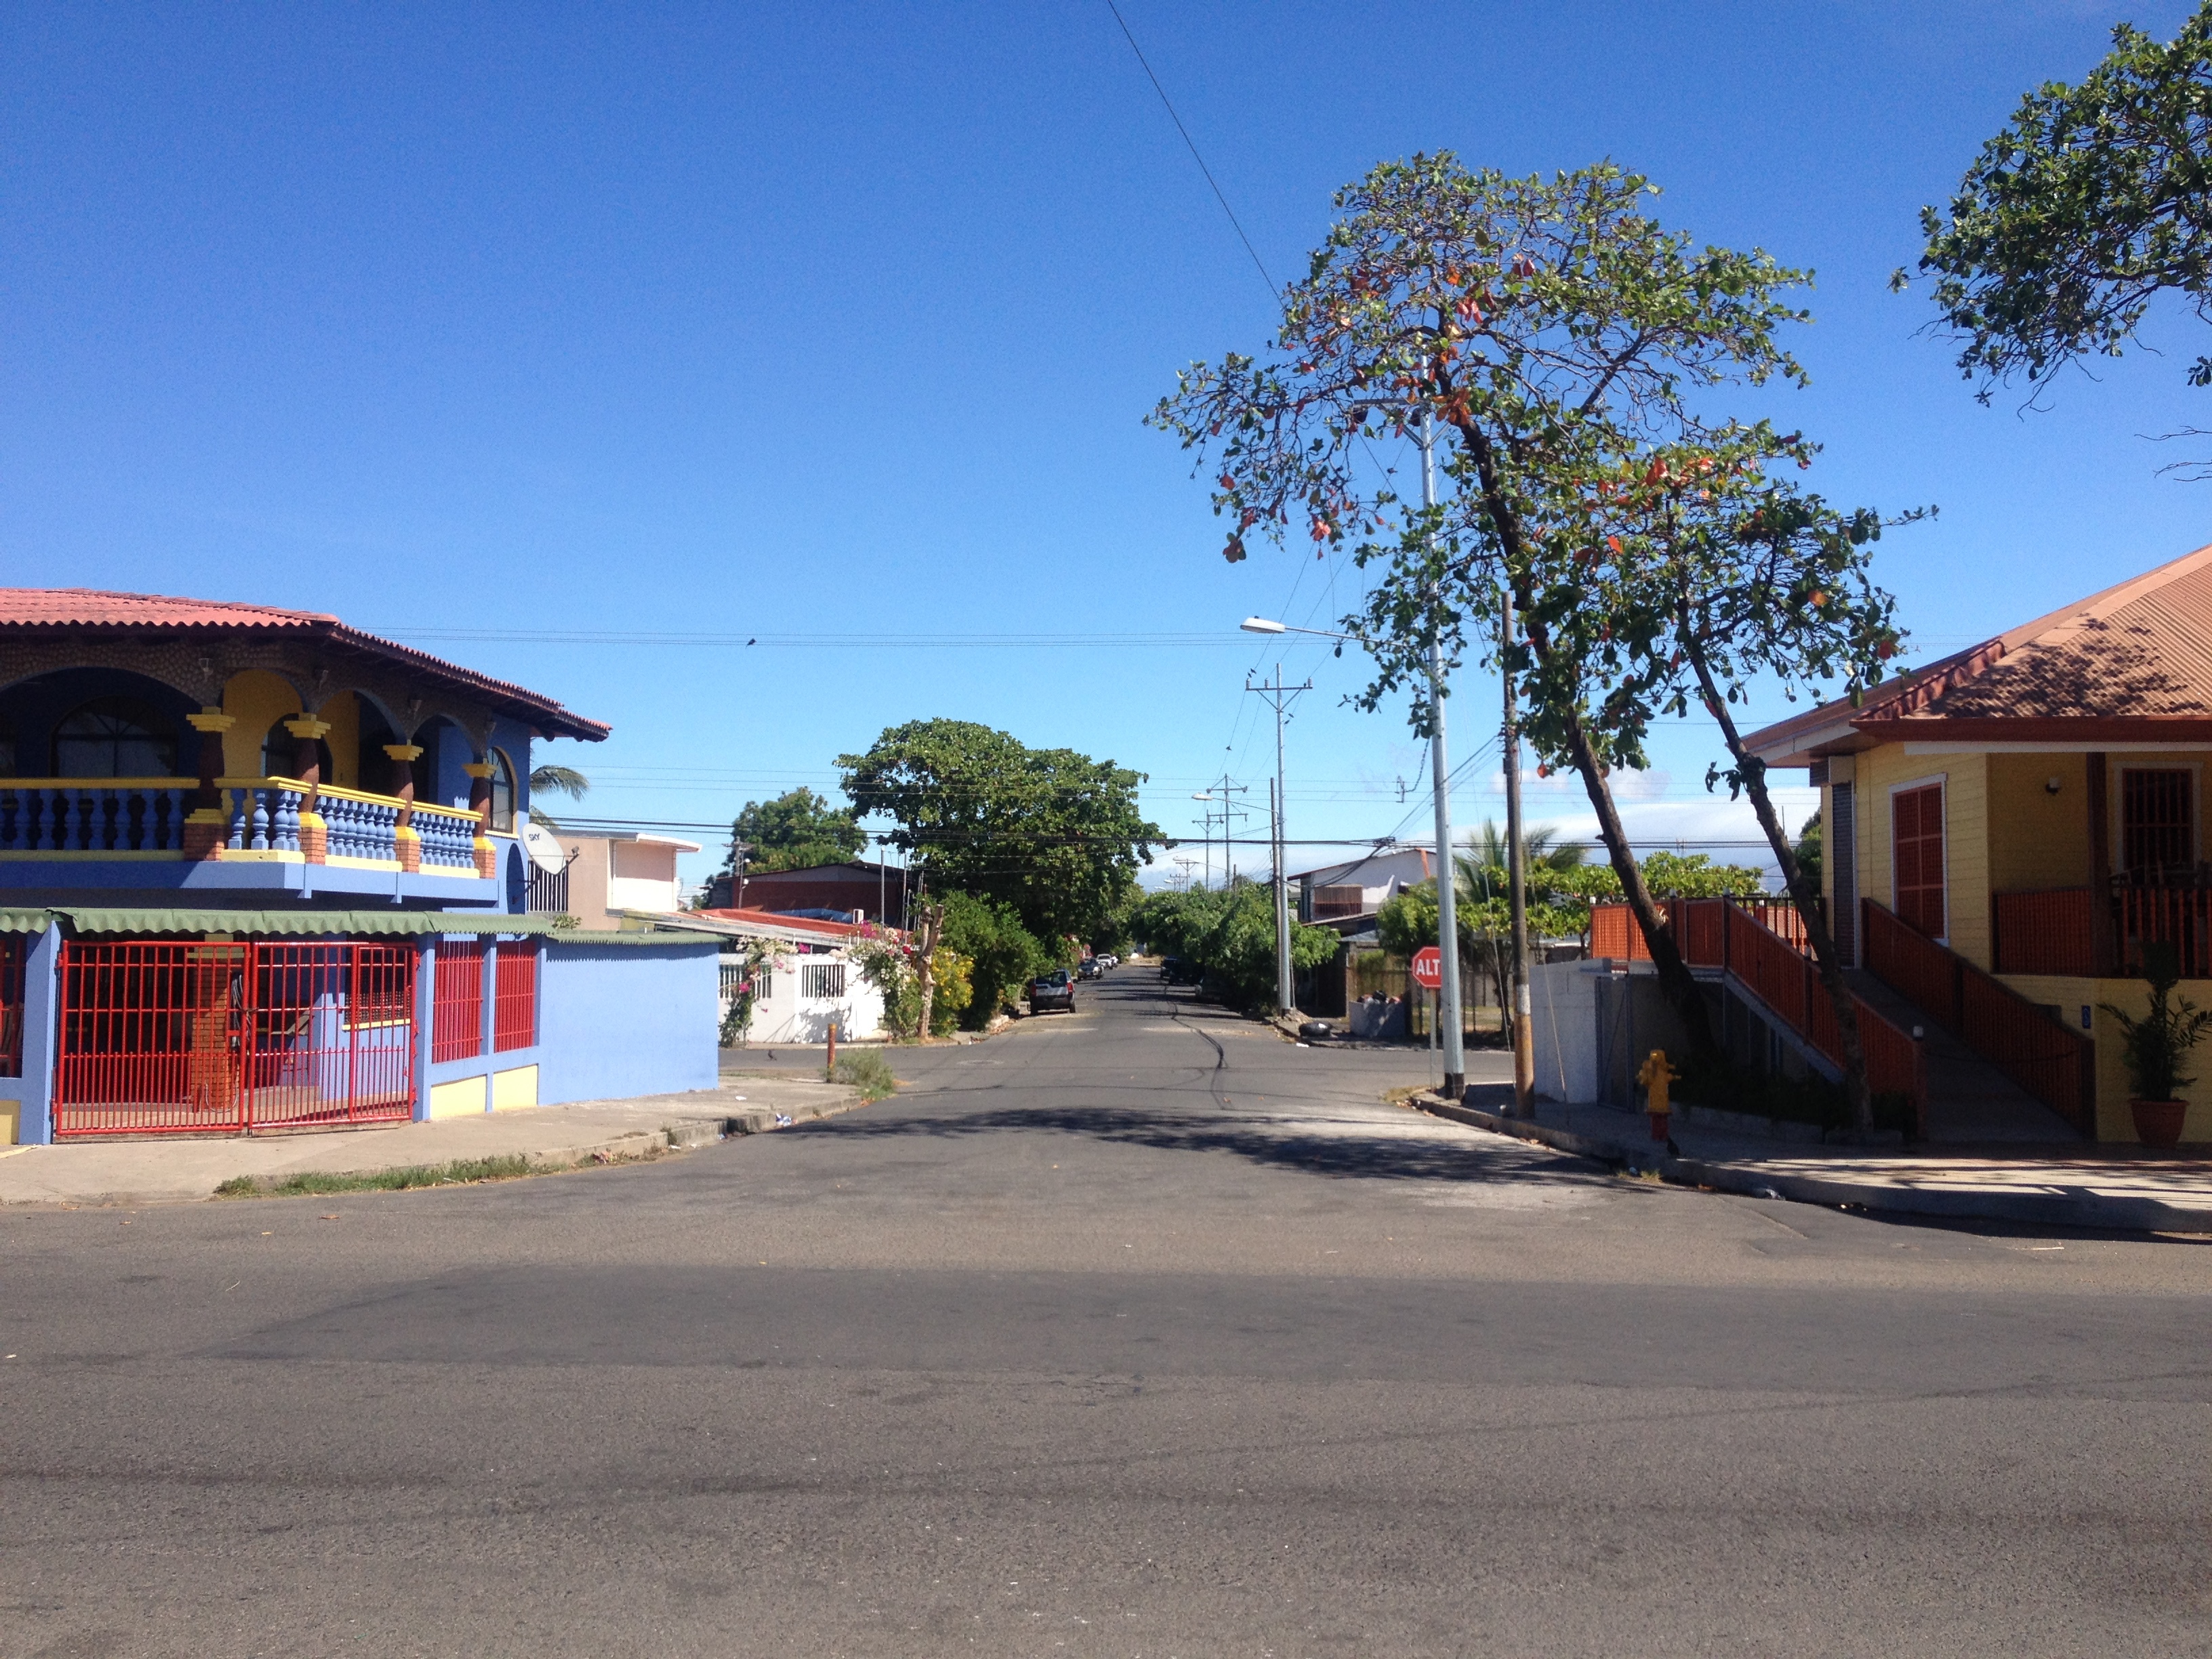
729,838,752,910
1501,586,1534,1115
1418,413,1466,1101
1192,777,1250,888
1246,666,1311,1015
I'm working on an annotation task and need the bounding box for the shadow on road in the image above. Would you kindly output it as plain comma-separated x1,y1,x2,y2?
785,1099,1607,1189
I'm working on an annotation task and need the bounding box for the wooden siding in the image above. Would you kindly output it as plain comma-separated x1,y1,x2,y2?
1853,743,1990,970
1986,752,2091,891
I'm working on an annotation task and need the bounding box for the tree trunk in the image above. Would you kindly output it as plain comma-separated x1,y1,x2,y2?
914,903,944,1040
1549,691,1720,1061
1681,637,1875,1134
1447,408,1717,1062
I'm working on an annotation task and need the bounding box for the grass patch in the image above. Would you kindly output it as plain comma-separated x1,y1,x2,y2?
832,1049,899,1102
216,1154,537,1199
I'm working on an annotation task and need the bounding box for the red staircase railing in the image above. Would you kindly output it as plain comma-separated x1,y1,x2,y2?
1590,897,1924,1128
1862,899,2094,1135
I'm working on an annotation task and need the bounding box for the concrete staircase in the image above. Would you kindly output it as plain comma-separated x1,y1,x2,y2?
1847,969,2082,1143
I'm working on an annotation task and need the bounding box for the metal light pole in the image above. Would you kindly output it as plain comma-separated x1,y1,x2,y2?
1500,586,1534,1115
1418,415,1466,1100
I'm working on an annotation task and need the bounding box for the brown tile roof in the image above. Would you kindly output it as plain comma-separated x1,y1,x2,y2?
0,587,609,741
1746,544,2212,763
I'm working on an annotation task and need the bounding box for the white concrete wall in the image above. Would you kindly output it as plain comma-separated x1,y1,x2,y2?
725,949,887,1044
1528,960,1601,1105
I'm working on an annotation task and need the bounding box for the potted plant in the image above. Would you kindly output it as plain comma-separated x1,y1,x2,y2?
2101,943,2212,1149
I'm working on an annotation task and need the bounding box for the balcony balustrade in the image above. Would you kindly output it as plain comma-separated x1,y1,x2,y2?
0,776,487,876
1993,881,2212,979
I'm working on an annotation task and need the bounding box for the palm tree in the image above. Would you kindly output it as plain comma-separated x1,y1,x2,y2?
1451,821,1587,1027
527,764,590,830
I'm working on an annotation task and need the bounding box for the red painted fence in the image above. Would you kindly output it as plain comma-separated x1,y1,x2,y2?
54,939,415,1138
1591,896,1925,1126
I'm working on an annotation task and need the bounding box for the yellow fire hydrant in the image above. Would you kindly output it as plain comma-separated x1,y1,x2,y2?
1635,1048,1676,1143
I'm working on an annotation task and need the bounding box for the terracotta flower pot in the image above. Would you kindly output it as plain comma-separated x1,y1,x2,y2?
2129,1098,2188,1149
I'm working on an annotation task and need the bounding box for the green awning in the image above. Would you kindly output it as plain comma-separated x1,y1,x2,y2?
48,907,569,937
0,909,53,933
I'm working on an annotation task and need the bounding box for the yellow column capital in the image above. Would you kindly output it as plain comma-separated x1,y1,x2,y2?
186,710,236,735
283,716,334,741
460,761,495,779
383,743,425,762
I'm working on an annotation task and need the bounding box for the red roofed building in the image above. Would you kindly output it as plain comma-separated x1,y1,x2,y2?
0,587,716,1149
1745,543,2212,1143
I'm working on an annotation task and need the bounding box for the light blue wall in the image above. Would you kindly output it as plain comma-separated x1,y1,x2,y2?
0,926,59,1143
539,939,718,1105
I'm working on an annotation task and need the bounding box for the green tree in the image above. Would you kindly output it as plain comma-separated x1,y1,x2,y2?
839,719,1162,946
1131,883,1337,1008
1910,4,2212,447
939,890,1054,1029
1531,430,1914,1130
725,787,865,877
1794,811,1822,893
1151,156,1816,1062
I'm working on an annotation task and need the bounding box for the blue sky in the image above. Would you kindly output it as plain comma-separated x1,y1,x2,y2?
6,1,2208,890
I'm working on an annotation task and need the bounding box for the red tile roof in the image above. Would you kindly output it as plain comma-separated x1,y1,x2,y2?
0,587,609,741
1746,543,2212,764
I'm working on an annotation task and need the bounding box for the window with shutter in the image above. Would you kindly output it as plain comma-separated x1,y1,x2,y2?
1892,782,1946,939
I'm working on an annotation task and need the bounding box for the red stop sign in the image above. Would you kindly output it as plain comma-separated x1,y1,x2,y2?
1410,945,1443,989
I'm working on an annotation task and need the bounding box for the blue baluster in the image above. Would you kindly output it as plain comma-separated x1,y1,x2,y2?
249,788,271,851
163,787,185,851
1,787,18,851
227,788,248,850
274,788,300,854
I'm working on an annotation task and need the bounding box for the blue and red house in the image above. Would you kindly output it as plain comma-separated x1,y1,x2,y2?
0,588,716,1145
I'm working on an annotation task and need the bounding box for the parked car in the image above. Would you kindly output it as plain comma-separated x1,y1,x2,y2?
1076,959,1102,981
1029,969,1077,1012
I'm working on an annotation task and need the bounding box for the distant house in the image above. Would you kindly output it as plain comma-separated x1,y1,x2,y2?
661,907,895,1044
702,859,911,929
1295,846,1435,926
1289,846,1436,1016
550,831,702,930
1744,541,2212,1142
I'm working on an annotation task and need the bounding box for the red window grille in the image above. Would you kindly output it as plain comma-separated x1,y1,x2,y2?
0,934,24,1079
493,942,537,1052
1892,783,1946,939
54,938,415,1138
433,939,486,1063
2122,769,2194,874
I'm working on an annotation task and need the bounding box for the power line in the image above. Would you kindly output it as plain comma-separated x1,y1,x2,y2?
1102,0,1277,295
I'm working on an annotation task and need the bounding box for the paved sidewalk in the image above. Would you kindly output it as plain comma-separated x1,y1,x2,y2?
0,1073,865,1208
1422,1087,2212,1233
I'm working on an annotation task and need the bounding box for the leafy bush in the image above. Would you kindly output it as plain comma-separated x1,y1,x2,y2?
833,1049,899,1101
1130,883,1338,1007
940,890,1052,1028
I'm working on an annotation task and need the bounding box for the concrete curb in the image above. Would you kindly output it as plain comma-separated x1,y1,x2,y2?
1412,1094,2212,1235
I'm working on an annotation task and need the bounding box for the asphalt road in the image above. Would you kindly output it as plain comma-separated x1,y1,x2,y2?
5,970,2209,1657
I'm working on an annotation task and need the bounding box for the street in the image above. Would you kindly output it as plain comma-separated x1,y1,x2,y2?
3,969,2208,1657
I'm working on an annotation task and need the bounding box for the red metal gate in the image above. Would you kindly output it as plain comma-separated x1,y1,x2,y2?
54,939,417,1138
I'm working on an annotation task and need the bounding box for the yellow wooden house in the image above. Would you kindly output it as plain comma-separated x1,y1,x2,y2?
1746,544,2212,1143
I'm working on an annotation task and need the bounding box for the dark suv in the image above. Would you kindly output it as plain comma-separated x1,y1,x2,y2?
1029,969,1076,1013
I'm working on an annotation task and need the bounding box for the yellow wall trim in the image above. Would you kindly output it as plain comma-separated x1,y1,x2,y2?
0,851,184,862
0,1101,18,1145
428,1076,488,1119
491,1065,539,1111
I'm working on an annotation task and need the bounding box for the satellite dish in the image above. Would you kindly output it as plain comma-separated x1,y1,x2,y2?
520,819,566,874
